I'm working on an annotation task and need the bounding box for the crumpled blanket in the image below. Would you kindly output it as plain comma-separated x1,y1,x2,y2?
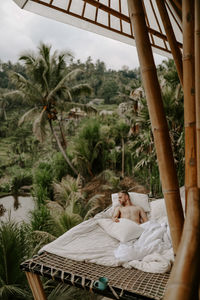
39,208,174,273
114,220,173,272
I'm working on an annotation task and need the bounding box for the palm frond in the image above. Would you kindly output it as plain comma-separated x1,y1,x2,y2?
84,194,105,220
53,212,82,235
63,68,83,81
46,200,64,217
10,72,42,102
18,107,38,126
33,230,56,242
53,176,80,207
0,284,29,298
46,69,84,102
1,90,24,99
19,52,36,65
70,83,92,97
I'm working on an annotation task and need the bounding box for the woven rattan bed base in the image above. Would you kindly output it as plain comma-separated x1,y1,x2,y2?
20,251,170,300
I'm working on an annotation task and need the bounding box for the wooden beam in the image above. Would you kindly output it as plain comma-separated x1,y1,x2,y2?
127,0,184,254
183,0,197,206
195,0,200,187
170,0,182,11
168,0,182,21
156,0,183,86
26,272,47,300
164,187,200,300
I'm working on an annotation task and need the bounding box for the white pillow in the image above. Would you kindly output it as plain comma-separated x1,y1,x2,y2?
150,187,185,221
112,192,150,212
150,198,166,221
97,218,144,243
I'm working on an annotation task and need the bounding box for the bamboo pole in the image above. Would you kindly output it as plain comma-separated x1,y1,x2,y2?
164,187,200,300
183,0,197,206
195,0,200,188
195,2,200,296
127,0,184,254
26,272,47,300
156,0,183,86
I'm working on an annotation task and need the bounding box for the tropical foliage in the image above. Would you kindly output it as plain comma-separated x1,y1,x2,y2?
10,43,92,176
0,220,32,300
0,46,185,300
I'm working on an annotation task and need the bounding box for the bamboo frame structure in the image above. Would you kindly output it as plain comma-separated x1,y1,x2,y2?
25,272,47,300
195,0,200,188
155,0,183,86
13,0,183,58
164,1,200,299
164,187,200,300
11,0,200,299
183,0,197,205
127,0,184,254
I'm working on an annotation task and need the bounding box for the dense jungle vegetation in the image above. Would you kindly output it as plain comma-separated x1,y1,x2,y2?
0,43,184,300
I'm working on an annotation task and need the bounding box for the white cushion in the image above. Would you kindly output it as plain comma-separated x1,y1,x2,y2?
97,218,144,243
150,187,185,220
150,198,166,221
112,192,150,212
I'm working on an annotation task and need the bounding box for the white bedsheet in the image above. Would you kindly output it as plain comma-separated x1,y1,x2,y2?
39,208,174,273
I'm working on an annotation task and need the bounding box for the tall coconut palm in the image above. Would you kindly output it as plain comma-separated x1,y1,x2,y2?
111,120,130,178
10,43,92,176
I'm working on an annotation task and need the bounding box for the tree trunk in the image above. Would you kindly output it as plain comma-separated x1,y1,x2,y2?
58,119,67,150
121,137,125,179
49,120,79,176
13,194,20,210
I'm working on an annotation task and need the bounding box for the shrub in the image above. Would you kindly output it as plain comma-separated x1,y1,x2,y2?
11,170,32,194
33,162,54,199
51,152,68,181
0,182,11,193
30,205,53,232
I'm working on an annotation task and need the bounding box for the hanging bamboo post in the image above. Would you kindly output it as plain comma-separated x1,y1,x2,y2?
164,187,200,300
127,0,184,254
25,272,47,300
183,0,197,206
195,0,200,188
156,0,183,86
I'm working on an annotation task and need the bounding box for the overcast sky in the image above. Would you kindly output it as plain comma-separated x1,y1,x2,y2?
0,0,166,70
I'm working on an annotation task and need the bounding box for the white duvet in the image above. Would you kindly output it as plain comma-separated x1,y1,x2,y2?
39,207,174,273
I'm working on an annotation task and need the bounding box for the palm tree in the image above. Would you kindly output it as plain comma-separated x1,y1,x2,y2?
10,43,92,176
111,120,130,178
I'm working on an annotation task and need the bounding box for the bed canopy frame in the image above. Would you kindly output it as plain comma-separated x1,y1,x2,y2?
13,0,200,299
